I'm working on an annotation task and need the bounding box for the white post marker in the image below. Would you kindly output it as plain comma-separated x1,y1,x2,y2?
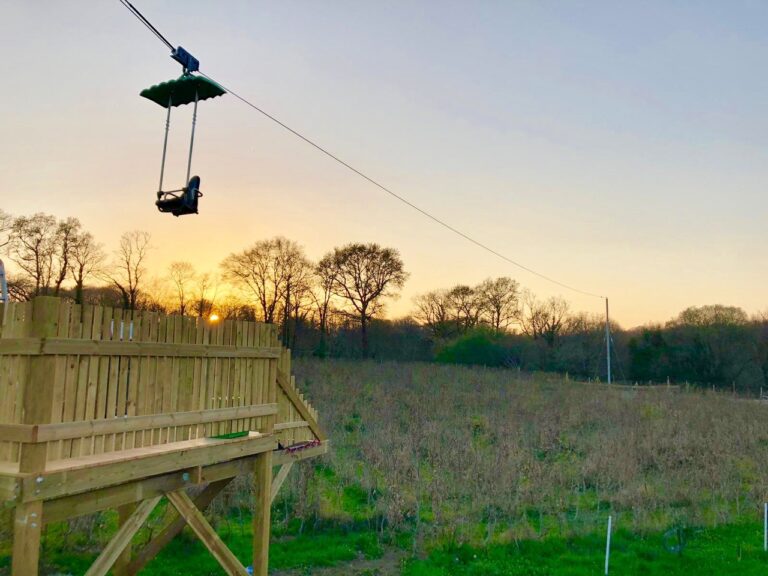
763,503,767,552
605,515,613,575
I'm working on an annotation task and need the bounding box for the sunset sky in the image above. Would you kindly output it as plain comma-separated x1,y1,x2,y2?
1,1,767,328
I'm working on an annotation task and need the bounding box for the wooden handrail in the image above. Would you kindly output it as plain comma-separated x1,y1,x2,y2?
0,404,278,444
0,338,282,359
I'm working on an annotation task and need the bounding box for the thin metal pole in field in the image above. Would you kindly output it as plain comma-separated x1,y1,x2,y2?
604,515,612,575
763,503,767,552
605,298,612,384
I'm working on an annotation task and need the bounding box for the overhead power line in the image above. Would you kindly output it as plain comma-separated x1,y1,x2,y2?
117,0,606,301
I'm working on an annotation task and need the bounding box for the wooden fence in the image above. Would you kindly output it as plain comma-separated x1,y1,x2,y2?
0,296,327,576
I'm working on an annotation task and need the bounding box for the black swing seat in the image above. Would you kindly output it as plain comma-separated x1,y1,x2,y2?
156,176,202,217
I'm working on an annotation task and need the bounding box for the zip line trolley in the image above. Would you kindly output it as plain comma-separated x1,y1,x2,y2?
140,47,226,216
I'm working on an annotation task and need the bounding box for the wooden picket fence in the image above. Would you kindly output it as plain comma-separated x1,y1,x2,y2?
0,296,327,576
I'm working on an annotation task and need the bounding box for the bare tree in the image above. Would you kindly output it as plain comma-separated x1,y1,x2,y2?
519,292,569,347
313,258,335,337
70,231,106,305
168,261,196,315
50,217,82,296
413,289,454,338
319,243,407,358
7,276,34,301
107,231,152,310
191,272,217,317
446,285,484,333
8,213,60,296
220,237,311,329
0,209,12,253
477,277,520,332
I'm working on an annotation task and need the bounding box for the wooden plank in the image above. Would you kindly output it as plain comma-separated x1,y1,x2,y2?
11,303,32,462
0,424,37,443
252,451,272,576
24,433,277,502
93,305,113,455
273,421,308,431
123,310,141,450
34,404,278,442
83,496,161,576
124,478,232,575
60,304,82,458
44,469,200,524
135,310,154,448
153,314,170,446
0,338,283,358
104,308,123,453
0,338,41,355
18,297,62,473
167,489,249,576
276,369,326,441
43,442,329,523
191,317,205,439
114,311,131,451
47,301,72,460
270,462,293,504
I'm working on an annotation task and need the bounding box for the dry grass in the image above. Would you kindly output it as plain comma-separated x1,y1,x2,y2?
284,358,768,544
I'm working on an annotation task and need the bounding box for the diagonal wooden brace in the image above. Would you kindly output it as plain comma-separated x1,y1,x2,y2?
123,478,233,575
270,462,294,504
84,496,162,576
167,489,249,576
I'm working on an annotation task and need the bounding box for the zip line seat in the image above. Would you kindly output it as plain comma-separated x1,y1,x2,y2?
140,73,225,216
156,175,202,216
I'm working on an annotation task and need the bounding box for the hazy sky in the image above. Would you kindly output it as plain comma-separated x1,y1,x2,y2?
2,1,767,327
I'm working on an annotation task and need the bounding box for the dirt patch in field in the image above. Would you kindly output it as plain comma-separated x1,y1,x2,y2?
271,548,407,576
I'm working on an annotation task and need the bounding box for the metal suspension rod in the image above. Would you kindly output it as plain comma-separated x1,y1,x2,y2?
158,95,172,192
186,91,199,184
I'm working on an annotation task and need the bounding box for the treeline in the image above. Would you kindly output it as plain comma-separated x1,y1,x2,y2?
1,210,766,392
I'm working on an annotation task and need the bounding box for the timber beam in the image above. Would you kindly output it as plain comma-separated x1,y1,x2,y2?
41,442,329,524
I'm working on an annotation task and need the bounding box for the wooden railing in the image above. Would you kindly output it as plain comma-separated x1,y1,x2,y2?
0,296,326,576
0,297,321,470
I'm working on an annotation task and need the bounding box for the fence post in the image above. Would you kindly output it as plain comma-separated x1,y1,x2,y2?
12,296,62,576
604,515,612,575
764,503,767,552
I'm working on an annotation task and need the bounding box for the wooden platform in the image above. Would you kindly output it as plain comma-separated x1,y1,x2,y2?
0,297,327,576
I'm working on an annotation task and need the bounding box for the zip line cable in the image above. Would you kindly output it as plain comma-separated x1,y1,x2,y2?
117,0,606,301
118,0,174,51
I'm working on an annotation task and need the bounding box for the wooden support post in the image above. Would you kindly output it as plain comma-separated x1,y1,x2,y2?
11,501,43,576
167,490,249,576
113,503,137,576
270,462,294,504
13,296,61,576
253,451,272,576
84,496,161,576
125,479,232,575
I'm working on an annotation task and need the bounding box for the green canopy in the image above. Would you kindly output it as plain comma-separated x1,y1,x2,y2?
140,74,226,108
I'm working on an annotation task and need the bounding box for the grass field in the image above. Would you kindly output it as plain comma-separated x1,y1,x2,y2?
3,358,768,574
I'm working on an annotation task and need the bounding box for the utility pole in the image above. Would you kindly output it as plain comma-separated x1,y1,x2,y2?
605,297,611,384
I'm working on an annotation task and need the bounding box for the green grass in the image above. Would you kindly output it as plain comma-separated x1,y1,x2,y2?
10,524,383,575
404,522,768,575
20,519,768,575
144,529,383,574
